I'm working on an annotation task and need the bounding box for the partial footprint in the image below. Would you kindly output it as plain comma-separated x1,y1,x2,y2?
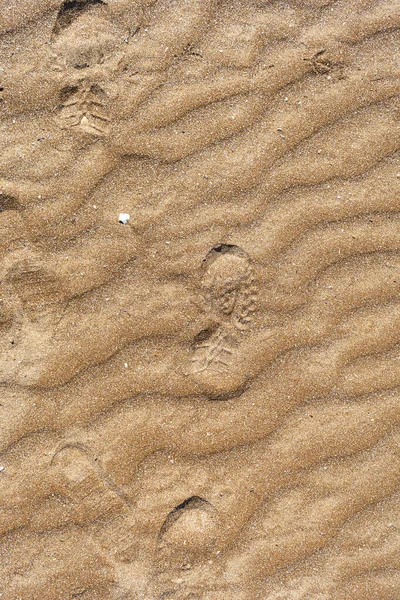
51,2,122,73
201,244,257,331
57,83,111,136
52,0,107,38
191,245,257,396
159,496,219,552
155,497,220,600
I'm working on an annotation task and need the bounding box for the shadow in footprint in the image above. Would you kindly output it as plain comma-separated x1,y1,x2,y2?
53,0,107,37
158,495,221,561
0,195,20,212
159,496,213,539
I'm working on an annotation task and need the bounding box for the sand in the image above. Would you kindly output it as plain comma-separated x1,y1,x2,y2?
0,0,399,598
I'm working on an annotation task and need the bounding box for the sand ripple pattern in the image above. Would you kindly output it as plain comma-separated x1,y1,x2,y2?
0,1,399,598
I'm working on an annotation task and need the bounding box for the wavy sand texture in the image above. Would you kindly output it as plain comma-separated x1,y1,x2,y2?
0,0,399,598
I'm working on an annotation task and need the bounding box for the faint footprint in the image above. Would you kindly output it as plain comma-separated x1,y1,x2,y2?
6,256,62,306
51,444,138,562
191,245,257,391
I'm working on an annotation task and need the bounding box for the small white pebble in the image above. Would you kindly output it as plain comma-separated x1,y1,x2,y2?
119,213,130,224
165,241,170,244
124,363,128,368
93,205,97,209
0,466,5,472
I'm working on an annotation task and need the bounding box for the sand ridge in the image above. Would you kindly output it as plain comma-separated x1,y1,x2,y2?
0,0,399,598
